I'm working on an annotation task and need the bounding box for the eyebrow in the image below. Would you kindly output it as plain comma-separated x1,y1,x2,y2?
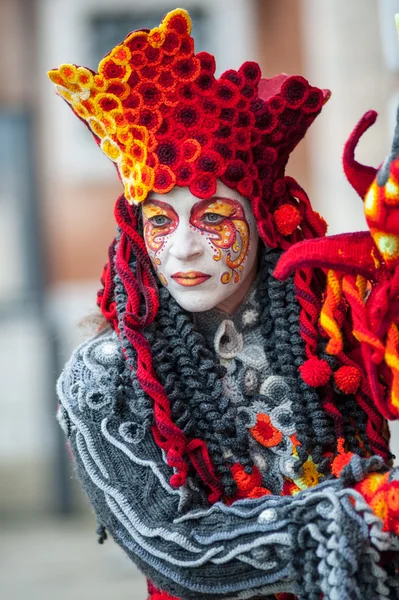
145,195,242,213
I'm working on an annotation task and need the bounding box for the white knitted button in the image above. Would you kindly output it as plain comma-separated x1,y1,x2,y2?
258,508,277,523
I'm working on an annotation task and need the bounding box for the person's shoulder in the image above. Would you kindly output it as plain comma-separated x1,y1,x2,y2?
56,328,125,436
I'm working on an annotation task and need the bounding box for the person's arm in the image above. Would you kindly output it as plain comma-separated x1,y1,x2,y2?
57,329,395,600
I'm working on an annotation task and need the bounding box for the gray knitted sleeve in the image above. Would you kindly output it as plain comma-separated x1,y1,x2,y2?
56,330,399,600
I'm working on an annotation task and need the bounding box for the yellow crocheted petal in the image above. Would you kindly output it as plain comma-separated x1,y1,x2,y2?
141,165,155,189
48,70,66,86
370,490,388,522
294,457,321,490
364,182,378,219
101,137,122,162
87,117,107,139
76,67,94,88
109,45,132,65
384,177,399,205
74,103,89,119
361,472,386,497
148,27,166,49
94,74,107,91
373,232,399,261
58,63,78,83
125,180,150,205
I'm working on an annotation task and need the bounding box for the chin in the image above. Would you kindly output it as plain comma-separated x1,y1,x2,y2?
171,291,224,313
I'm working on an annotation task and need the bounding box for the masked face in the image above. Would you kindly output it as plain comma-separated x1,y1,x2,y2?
142,181,259,312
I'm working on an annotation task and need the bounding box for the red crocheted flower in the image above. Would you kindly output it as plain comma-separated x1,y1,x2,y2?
302,87,325,114
239,61,261,85
156,140,182,167
280,108,301,128
237,176,254,197
97,95,119,112
126,34,147,52
154,165,175,193
216,80,239,107
196,150,224,176
139,83,162,108
196,51,216,74
268,96,285,114
255,108,278,133
102,60,126,80
127,70,140,89
172,57,200,82
140,65,159,81
123,92,142,111
221,69,243,87
179,37,194,57
281,76,309,109
168,12,189,34
223,159,247,184
163,32,180,54
174,104,200,128
250,414,283,448
176,162,196,186
189,173,217,198
139,108,161,131
157,71,175,91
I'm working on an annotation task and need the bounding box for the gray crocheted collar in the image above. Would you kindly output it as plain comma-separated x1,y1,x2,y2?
191,271,262,347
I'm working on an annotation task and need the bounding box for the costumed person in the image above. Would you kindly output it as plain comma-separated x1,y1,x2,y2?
49,8,399,600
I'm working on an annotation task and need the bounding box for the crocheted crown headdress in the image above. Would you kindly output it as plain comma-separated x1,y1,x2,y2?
48,8,329,249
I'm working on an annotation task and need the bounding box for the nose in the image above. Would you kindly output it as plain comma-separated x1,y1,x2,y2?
168,223,204,261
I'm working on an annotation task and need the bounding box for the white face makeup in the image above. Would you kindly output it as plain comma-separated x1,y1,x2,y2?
142,181,259,312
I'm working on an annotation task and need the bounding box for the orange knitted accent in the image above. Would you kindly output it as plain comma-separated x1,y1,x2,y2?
250,413,283,447
319,270,343,355
331,437,354,477
230,463,271,500
386,323,399,411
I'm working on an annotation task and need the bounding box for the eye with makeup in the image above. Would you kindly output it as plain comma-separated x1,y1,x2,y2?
149,214,172,228
201,212,226,225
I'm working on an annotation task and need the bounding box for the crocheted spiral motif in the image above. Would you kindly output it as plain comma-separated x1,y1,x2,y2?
48,8,328,248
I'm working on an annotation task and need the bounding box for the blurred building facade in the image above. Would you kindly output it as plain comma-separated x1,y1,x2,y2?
1,0,399,517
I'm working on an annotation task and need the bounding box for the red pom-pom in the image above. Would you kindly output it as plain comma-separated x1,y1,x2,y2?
274,204,301,236
299,357,332,387
334,366,361,394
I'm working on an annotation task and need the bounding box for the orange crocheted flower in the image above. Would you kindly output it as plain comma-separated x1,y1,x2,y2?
250,413,283,447
230,463,271,500
331,437,354,478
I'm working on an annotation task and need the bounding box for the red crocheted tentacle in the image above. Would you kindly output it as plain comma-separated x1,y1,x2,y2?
113,196,222,502
343,110,378,199
97,237,118,329
285,176,328,241
294,268,320,358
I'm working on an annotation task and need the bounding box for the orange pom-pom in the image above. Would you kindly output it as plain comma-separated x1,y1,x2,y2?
274,204,301,236
299,357,332,387
334,366,362,394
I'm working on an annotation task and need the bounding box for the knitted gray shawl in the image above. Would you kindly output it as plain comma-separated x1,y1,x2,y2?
57,329,399,600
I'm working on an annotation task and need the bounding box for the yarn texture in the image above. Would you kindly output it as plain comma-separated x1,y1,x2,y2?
50,7,399,599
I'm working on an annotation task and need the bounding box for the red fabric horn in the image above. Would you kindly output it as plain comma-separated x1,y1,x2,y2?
343,110,378,199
